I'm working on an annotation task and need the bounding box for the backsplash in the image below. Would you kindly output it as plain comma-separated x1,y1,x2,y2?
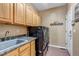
0,24,27,38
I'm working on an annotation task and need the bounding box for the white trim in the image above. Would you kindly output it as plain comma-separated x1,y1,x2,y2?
49,44,66,49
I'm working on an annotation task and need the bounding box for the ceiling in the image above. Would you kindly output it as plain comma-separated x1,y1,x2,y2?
32,3,66,11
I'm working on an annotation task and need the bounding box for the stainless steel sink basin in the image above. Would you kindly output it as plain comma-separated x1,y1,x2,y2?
0,38,28,51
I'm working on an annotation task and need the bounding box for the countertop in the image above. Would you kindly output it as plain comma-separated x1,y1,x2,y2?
0,36,36,56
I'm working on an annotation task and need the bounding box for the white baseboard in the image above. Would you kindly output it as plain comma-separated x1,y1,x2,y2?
49,44,66,49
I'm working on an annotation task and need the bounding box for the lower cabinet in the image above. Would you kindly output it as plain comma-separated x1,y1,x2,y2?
5,48,19,56
20,48,30,56
4,40,35,56
19,43,30,56
31,40,36,56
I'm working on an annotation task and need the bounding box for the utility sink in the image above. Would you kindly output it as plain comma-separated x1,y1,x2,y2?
0,38,28,51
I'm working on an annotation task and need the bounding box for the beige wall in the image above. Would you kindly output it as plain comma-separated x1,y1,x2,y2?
73,22,79,56
0,24,27,38
40,5,67,47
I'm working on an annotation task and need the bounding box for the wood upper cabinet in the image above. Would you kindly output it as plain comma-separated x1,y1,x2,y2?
37,16,41,26
33,13,41,26
36,15,40,26
0,3,41,26
33,13,37,26
0,3,13,24
25,4,33,26
14,3,25,25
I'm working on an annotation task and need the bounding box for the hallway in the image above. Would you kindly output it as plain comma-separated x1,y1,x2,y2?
46,47,70,56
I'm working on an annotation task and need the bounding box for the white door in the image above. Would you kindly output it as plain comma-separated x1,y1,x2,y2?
66,18,73,55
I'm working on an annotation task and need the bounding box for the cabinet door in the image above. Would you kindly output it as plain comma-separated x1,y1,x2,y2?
19,43,30,53
33,13,37,26
31,40,36,56
4,48,18,56
37,16,41,26
0,3,13,23
20,48,30,56
26,4,33,26
19,43,30,56
14,3,25,25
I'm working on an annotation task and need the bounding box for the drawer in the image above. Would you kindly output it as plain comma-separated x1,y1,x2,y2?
19,43,30,52
5,48,18,56
20,48,30,56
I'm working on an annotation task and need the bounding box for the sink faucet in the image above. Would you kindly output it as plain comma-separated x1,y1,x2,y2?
4,31,10,40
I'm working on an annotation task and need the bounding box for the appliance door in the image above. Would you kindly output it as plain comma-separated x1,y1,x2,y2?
29,28,44,56
37,29,44,55
43,27,49,50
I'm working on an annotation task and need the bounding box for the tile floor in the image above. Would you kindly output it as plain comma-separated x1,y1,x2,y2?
46,46,70,56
